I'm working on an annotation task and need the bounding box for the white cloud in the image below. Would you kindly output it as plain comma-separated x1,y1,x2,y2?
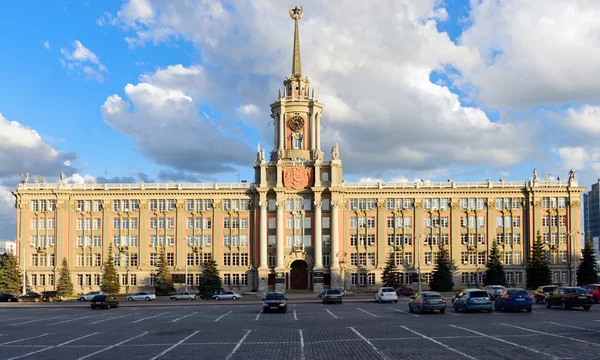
65,173,97,184
236,104,259,116
555,147,589,171
565,106,600,135
60,40,107,82
0,185,16,240
43,41,51,49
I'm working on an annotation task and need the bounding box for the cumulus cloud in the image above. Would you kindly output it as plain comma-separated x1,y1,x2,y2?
60,40,107,82
64,173,97,184
43,41,51,49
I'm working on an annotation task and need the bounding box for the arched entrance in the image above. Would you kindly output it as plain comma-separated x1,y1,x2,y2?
290,260,309,290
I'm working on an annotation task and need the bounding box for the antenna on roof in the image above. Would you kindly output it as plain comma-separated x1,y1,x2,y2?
103,168,108,178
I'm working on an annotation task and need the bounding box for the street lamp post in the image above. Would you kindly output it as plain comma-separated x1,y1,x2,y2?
417,233,422,293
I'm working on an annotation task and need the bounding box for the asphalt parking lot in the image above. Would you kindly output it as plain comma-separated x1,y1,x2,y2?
1,300,599,360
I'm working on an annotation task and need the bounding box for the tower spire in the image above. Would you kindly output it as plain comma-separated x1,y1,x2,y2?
289,6,304,77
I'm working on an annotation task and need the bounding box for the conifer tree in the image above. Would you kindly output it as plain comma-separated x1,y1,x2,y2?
484,241,507,286
430,244,454,292
197,259,222,298
154,247,175,296
56,257,74,296
526,230,552,289
577,240,598,286
101,244,120,294
381,253,400,288
0,252,22,293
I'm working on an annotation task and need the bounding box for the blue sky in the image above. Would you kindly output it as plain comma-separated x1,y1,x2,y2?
1,0,600,238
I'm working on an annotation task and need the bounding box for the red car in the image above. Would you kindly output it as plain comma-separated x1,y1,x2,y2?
396,286,415,297
584,284,600,303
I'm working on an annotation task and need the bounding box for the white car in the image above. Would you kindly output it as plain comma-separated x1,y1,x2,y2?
170,292,197,301
78,291,106,301
212,291,242,300
375,287,398,303
126,292,156,301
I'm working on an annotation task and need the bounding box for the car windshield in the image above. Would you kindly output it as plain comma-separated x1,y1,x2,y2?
266,294,285,300
327,290,341,294
507,289,528,295
92,296,106,301
566,288,587,294
381,288,395,292
422,293,441,298
543,287,557,292
469,291,489,298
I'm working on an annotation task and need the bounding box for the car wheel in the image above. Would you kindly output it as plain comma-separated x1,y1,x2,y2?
545,300,551,308
145,297,151,301
417,306,422,314
583,306,591,311
232,296,238,300
283,308,287,313
48,297,54,302
106,304,111,309
34,298,40,303
561,301,568,310
127,297,133,301
526,308,532,313
215,297,220,300
409,305,414,313
494,302,501,311
440,309,445,314
453,304,459,312
394,300,398,303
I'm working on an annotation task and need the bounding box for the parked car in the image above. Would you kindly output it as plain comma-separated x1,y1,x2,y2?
408,292,446,314
40,291,63,302
18,292,42,302
396,286,415,297
375,287,398,303
262,292,288,313
127,292,156,301
200,290,226,300
583,284,600,303
453,289,492,313
170,292,197,301
322,289,343,304
318,289,345,298
78,291,106,302
213,291,242,300
90,295,119,309
483,285,506,300
494,288,533,312
0,293,19,302
544,287,593,310
534,285,558,304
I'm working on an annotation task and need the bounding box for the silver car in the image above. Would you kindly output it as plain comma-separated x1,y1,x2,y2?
453,289,492,313
213,291,242,300
484,285,506,300
127,292,156,301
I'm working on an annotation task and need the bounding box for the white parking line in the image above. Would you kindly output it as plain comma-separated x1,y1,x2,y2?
149,331,199,360
326,309,338,319
299,329,305,360
90,313,134,324
10,315,68,326
76,332,149,360
546,322,600,333
131,312,169,324
214,311,232,322
294,310,298,320
53,315,97,325
255,311,262,321
500,324,600,347
0,333,51,345
449,325,560,359
173,312,199,323
399,326,478,360
224,330,251,360
388,307,420,318
349,327,390,360
357,308,378,318
7,333,98,360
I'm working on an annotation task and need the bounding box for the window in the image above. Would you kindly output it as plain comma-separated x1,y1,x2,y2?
268,218,276,229
223,274,231,286
167,253,174,266
150,253,157,266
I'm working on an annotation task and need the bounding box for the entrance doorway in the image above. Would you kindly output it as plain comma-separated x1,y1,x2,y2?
290,260,309,290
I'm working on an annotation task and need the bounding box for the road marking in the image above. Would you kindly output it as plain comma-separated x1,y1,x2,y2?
53,315,97,325
10,315,67,326
294,303,296,307
214,311,232,322
388,307,420,318
326,309,338,319
399,326,478,360
173,311,199,323
500,324,600,347
255,311,262,321
7,333,98,360
546,322,600,333
299,329,305,360
149,330,199,360
0,333,51,345
449,325,559,359
357,308,378,317
76,332,149,360
225,330,251,360
131,312,169,324
349,327,390,360
240,305,244,308
294,310,298,320
90,313,134,324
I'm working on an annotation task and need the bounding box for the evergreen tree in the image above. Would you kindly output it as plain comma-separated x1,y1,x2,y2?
100,244,120,294
484,241,507,286
197,259,222,298
0,252,22,293
56,257,74,296
430,244,454,292
526,230,552,289
577,240,598,286
381,253,400,288
154,247,175,296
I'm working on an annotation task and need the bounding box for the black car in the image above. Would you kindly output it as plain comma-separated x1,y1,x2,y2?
0,293,19,302
534,285,558,303
90,295,119,309
262,292,288,313
40,291,63,302
545,287,593,310
19,292,42,302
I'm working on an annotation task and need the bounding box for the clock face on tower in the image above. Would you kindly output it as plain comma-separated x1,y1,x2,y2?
288,116,304,132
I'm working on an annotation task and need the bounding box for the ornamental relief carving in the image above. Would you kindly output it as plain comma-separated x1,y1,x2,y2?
358,227,366,235
19,203,28,210
38,230,46,236
505,227,512,233
139,203,148,211
193,229,202,235
158,229,165,235
432,227,440,234
213,201,222,211
570,200,581,208
70,203,76,212
377,201,386,210
285,252,313,268
414,201,422,209
487,201,496,210
534,200,541,208
451,202,459,210
176,202,185,210
84,230,91,236
56,203,65,211
121,230,129,236
468,228,477,234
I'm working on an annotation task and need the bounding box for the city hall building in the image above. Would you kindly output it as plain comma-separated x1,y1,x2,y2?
12,8,584,295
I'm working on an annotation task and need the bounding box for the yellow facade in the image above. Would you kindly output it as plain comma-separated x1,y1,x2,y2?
11,8,584,294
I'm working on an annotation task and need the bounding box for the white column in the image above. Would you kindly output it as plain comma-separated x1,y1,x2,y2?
314,202,323,269
279,112,285,150
331,201,340,270
310,112,316,150
259,202,268,269
316,114,321,151
276,201,285,269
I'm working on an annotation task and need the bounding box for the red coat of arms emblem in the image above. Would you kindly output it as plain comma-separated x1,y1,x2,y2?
283,167,313,190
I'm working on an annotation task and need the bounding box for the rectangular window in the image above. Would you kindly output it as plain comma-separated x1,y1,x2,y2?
223,274,231,286
150,253,157,266
268,217,276,229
